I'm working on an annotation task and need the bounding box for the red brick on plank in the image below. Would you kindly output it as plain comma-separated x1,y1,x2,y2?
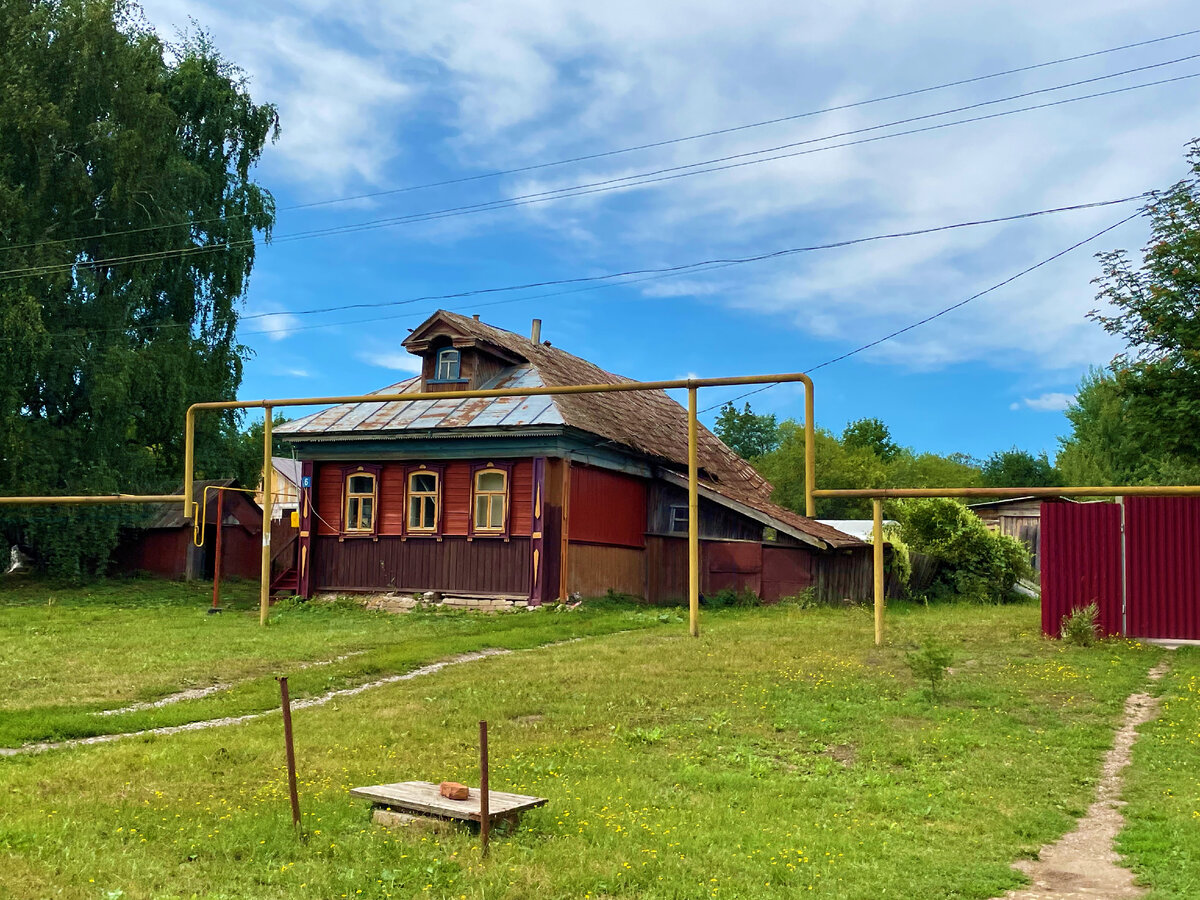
439,782,469,801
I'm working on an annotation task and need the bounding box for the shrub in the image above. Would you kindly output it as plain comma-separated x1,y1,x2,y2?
893,498,1032,603
905,639,955,700
701,587,762,609
779,587,818,608
1060,603,1100,646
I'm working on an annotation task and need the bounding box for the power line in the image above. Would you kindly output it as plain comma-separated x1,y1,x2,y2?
700,210,1147,414
3,27,1197,257
3,194,1149,344
2,66,1191,284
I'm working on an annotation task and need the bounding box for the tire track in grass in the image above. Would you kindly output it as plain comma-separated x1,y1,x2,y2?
0,649,510,757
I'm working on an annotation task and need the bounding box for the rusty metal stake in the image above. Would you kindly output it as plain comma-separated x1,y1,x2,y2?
209,489,224,613
479,720,490,857
278,677,302,835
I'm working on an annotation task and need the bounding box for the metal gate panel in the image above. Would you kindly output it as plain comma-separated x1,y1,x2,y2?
1125,496,1200,640
1039,501,1122,637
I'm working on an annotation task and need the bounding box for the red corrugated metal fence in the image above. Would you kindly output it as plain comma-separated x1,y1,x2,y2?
1041,497,1200,640
1125,496,1200,640
1039,501,1123,637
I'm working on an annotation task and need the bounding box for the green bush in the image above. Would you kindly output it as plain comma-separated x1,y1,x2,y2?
893,498,1031,603
701,587,762,609
1060,603,1100,646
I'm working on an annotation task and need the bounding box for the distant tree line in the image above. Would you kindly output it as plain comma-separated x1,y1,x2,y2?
714,404,1057,519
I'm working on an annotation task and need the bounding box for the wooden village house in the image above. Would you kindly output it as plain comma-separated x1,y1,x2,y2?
274,311,870,606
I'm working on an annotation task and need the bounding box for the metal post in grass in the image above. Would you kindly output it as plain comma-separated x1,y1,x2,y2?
873,498,884,646
209,489,224,614
278,676,302,835
479,720,491,857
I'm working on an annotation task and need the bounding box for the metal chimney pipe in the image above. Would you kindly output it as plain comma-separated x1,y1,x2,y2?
531,318,542,343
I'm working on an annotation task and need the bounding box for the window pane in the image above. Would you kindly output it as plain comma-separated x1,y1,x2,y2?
475,495,488,526
348,497,360,528
411,473,436,493
349,474,373,494
423,496,436,527
489,498,504,528
476,471,505,492
361,498,373,528
409,497,421,527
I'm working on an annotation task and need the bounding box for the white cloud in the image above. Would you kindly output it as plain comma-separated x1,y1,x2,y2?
1017,392,1076,411
358,350,423,373
148,0,1196,372
256,312,301,341
275,366,312,378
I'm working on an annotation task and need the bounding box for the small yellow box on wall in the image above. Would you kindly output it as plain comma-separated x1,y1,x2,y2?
290,510,300,528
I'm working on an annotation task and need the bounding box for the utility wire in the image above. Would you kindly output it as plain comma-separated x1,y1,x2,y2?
2,194,1149,344
1,61,1196,280
0,67,1190,283
700,209,1147,414
2,27,1197,256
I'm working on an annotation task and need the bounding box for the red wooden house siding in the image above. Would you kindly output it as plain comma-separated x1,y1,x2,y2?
308,459,537,598
315,460,534,538
568,466,647,547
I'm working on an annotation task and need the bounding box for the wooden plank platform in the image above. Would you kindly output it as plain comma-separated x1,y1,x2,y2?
350,781,547,823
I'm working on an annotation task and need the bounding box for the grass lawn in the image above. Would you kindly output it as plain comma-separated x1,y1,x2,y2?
1118,646,1200,899
0,578,666,748
0,582,1182,898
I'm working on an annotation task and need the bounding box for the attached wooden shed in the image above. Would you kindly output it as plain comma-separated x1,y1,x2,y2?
112,479,263,580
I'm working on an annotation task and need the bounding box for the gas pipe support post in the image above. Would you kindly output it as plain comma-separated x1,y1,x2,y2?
260,407,273,627
687,384,700,638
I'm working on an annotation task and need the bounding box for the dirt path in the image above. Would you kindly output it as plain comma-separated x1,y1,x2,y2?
996,659,1170,899
0,648,509,757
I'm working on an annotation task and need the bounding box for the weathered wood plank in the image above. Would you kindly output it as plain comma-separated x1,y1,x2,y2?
349,781,547,822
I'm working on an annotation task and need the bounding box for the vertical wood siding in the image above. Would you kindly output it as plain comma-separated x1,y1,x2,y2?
762,546,813,600
567,543,646,597
312,535,531,595
314,458,536,539
568,466,647,547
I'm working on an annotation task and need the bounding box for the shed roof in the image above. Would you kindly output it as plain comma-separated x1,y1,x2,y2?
272,457,304,487
138,480,262,530
277,311,861,549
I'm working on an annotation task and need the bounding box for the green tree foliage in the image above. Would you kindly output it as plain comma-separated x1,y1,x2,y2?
230,413,292,489
980,448,1060,488
842,417,899,461
894,498,1031,603
713,402,781,459
1059,140,1200,485
0,0,278,574
751,413,982,519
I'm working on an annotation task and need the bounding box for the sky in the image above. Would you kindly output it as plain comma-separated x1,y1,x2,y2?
137,0,1200,461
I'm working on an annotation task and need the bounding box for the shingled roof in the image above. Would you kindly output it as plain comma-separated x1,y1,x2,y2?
277,310,861,549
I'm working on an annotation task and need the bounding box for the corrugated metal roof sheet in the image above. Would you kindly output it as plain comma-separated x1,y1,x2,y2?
276,311,861,549
278,366,562,435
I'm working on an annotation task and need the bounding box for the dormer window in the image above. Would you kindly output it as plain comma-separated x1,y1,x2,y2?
435,348,461,381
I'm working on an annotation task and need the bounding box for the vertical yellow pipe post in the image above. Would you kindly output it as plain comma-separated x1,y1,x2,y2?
804,379,815,518
260,407,273,627
872,498,884,646
687,385,700,638
183,405,195,522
